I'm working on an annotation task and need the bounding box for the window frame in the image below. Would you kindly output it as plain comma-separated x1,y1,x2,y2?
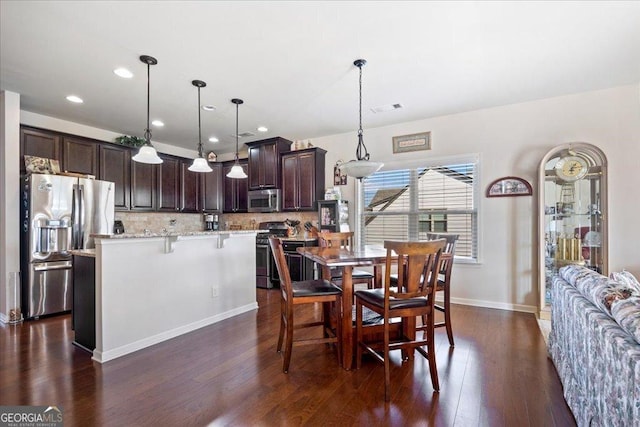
356,154,480,264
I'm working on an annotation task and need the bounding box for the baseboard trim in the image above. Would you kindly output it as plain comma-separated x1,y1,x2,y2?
443,296,537,314
93,302,259,364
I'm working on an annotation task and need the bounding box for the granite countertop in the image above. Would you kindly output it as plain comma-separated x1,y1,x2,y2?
70,249,96,257
92,230,266,239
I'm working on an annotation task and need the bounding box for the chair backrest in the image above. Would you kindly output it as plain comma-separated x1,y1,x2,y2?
383,239,446,303
425,233,458,256
317,231,354,250
426,233,458,279
269,236,293,302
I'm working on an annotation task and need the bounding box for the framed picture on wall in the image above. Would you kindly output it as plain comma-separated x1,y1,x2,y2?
486,176,533,197
392,132,431,154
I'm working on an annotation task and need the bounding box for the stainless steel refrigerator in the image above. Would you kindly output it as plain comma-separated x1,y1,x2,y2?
21,174,115,319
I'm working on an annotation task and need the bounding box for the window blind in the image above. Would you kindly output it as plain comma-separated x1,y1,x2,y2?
360,161,478,260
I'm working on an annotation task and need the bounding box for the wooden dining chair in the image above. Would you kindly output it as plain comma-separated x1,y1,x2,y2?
390,233,459,346
269,236,343,373
355,239,446,401
317,231,375,289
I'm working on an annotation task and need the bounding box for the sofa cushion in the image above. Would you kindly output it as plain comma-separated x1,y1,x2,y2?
610,296,640,345
610,270,640,294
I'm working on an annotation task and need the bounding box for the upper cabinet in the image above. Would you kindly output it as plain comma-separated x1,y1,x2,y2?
18,125,224,215
99,143,131,211
180,159,201,213
223,160,248,213
202,162,223,213
62,136,99,176
131,160,157,211
157,154,181,212
246,137,292,190
20,127,61,173
538,142,607,320
281,147,326,212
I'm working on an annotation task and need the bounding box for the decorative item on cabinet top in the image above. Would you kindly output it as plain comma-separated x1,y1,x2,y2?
115,135,147,147
486,176,533,197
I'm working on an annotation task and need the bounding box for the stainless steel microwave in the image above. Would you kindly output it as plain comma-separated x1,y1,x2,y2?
248,189,281,213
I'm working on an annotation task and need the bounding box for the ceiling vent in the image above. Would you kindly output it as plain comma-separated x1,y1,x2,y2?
231,131,256,138
371,103,403,113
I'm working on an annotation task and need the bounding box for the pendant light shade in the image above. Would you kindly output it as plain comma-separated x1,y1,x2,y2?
339,59,383,179
188,79,212,173
132,55,163,164
226,98,247,179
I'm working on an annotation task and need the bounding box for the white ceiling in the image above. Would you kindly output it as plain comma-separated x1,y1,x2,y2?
2,1,639,155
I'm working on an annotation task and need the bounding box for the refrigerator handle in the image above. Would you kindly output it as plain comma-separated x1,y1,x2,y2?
78,184,85,249
72,184,82,249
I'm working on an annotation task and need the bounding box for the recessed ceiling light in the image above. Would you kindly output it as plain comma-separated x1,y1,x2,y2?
202,105,216,111
208,137,219,143
151,120,164,127
66,95,83,103
257,126,268,132
113,68,133,79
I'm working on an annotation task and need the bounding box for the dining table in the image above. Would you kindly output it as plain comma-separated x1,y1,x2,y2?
296,244,390,370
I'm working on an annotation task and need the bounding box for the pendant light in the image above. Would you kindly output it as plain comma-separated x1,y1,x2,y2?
132,55,163,164
188,80,212,173
226,98,248,179
339,59,383,179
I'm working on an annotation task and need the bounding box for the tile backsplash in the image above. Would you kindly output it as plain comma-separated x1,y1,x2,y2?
115,211,319,234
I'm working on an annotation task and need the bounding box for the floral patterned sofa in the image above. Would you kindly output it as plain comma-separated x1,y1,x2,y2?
548,265,640,427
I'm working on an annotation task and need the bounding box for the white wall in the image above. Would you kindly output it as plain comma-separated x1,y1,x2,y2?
0,91,21,322
311,84,640,312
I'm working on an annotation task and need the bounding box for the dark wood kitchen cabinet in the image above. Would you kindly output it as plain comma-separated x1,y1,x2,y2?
131,160,157,211
246,137,292,190
98,143,131,211
180,159,201,212
62,136,99,176
72,254,95,352
202,162,223,213
223,159,248,213
157,154,181,212
281,147,326,212
20,127,61,172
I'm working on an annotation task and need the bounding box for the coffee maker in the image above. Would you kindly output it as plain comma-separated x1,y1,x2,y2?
204,214,219,231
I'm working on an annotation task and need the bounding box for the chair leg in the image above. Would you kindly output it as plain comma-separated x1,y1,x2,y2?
355,300,362,369
426,321,440,392
334,299,342,368
384,317,391,402
283,308,294,373
444,288,454,346
277,299,285,353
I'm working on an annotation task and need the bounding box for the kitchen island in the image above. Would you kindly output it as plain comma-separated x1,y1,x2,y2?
91,231,258,363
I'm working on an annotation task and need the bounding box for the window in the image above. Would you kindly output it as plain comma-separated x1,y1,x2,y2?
358,156,479,261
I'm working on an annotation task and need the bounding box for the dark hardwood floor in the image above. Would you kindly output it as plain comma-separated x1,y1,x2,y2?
0,289,575,426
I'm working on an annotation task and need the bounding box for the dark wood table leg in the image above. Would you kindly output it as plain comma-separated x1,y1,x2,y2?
342,266,353,370
373,265,382,288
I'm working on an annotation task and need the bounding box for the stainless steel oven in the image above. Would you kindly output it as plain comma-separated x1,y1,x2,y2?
248,189,281,213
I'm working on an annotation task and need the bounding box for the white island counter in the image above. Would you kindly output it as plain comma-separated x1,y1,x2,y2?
92,231,258,363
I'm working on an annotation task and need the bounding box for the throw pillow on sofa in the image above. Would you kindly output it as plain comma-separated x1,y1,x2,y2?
602,287,635,311
610,270,640,294
610,296,640,345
